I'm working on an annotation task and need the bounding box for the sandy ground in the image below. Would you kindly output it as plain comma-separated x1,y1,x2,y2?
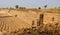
0,9,60,32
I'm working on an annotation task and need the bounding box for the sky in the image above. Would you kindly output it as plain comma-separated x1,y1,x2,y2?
0,0,60,8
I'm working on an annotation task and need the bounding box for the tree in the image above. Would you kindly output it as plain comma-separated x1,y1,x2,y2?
15,5,19,9
59,7,60,8
44,5,47,9
19,7,26,9
38,7,41,9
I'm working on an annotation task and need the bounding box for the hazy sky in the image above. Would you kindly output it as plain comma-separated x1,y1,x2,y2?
0,0,60,8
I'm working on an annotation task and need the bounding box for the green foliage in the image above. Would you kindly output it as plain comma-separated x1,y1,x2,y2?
15,5,19,9
19,7,26,9
38,7,41,9
49,7,60,11
44,5,47,9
